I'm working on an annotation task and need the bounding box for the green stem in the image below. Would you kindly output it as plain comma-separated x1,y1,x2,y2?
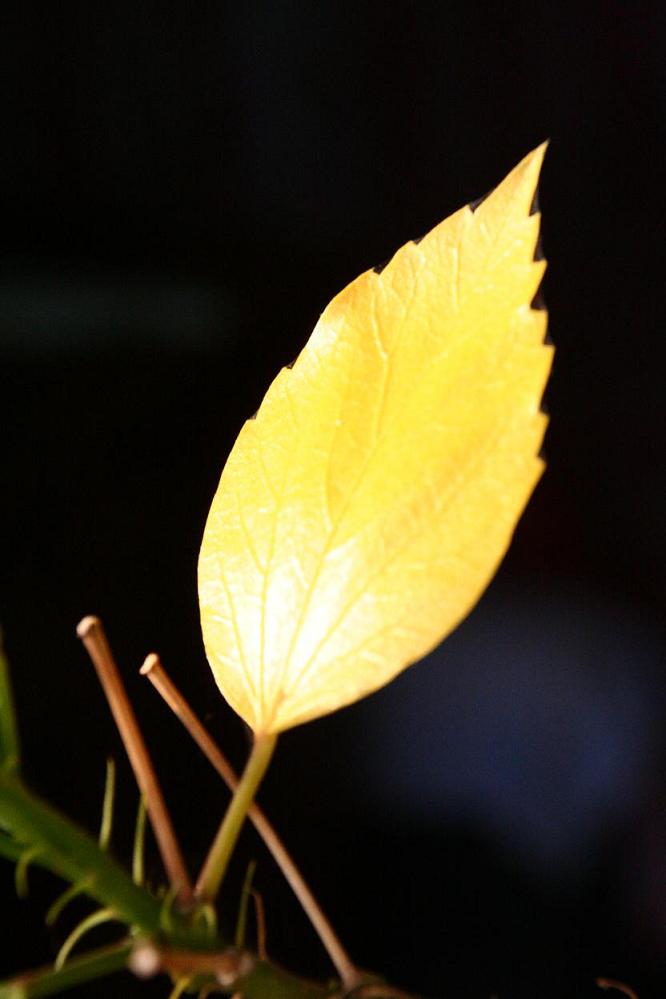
132,796,147,886
98,758,115,850
0,635,20,775
0,774,200,947
239,960,331,999
235,858,257,949
0,831,23,863
0,941,132,998
196,734,277,901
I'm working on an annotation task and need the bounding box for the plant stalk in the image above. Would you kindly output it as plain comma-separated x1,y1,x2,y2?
76,616,193,906
142,654,362,987
130,943,333,999
0,942,133,998
0,634,20,775
195,733,277,901
0,773,199,946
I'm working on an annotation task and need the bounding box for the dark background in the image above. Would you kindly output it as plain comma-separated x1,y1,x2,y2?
1,3,664,997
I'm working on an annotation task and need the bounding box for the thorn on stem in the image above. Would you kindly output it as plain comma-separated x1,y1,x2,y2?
251,888,267,961
15,846,41,899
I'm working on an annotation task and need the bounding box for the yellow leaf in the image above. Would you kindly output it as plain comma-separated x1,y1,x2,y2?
199,145,553,735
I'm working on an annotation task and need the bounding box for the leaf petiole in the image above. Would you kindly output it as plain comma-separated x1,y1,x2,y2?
141,654,362,987
195,733,277,902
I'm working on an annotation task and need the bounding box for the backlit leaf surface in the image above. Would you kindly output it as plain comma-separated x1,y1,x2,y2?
199,145,553,734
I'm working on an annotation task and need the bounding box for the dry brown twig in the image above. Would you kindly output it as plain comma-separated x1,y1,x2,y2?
77,617,193,907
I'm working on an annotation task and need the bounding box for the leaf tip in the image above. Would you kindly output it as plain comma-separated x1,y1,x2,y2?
517,140,549,207
470,142,549,227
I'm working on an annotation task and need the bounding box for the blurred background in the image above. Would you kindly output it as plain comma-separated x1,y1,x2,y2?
1,2,664,997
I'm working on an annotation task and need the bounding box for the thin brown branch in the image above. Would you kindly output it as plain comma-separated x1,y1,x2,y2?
129,942,340,998
129,940,252,983
77,617,193,907
140,653,361,989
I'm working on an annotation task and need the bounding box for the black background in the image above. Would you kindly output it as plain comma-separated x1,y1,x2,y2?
1,3,664,997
